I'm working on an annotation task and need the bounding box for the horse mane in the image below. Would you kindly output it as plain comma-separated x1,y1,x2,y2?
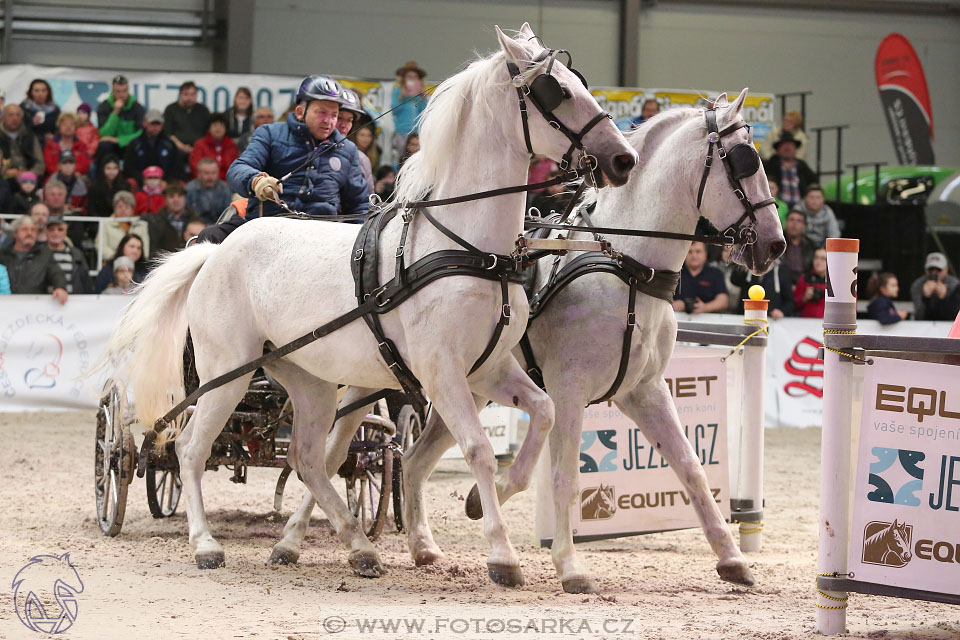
393,34,549,204
864,522,893,547
625,100,748,166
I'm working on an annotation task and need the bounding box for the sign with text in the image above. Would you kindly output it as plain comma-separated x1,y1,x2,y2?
442,404,519,460
536,356,729,543
848,357,960,596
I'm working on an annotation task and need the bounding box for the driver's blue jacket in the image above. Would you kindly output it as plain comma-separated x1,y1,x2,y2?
227,113,369,218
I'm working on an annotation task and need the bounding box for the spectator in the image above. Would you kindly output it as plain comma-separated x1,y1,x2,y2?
0,263,9,294
796,184,839,246
147,181,196,253
710,244,742,312
45,151,88,212
760,110,808,161
95,233,147,293
96,74,146,160
182,218,207,245
867,272,908,325
135,166,166,214
397,132,419,171
42,180,79,218
335,90,372,196
794,247,829,318
731,261,795,319
781,209,815,285
87,155,127,216
45,215,93,294
11,171,40,215
626,98,660,130
530,170,574,216
236,106,274,152
909,252,960,321
672,241,729,314
527,155,558,198
20,79,60,144
0,88,5,112
124,109,180,184
768,178,788,227
43,112,91,177
29,201,51,244
391,61,428,160
374,165,395,201
225,87,254,139
763,131,816,209
0,104,46,178
189,112,238,179
353,122,379,173
102,255,137,295
0,216,67,303
163,81,211,161
74,103,99,156
97,191,150,262
187,157,232,223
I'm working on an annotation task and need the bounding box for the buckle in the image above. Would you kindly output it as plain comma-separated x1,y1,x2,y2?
627,311,636,326
558,157,570,171
704,155,713,168
644,267,656,284
396,245,404,258
354,248,363,261
485,254,499,270
502,303,512,319
734,188,746,201
717,146,727,160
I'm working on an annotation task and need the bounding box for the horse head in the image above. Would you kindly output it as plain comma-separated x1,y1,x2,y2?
889,520,912,562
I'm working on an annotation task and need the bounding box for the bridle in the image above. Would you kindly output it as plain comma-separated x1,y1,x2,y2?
696,107,776,247
506,47,612,186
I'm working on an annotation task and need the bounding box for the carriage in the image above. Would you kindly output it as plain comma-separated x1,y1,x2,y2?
93,344,423,540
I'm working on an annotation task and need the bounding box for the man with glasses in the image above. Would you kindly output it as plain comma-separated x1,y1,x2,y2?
199,75,368,243
96,74,146,161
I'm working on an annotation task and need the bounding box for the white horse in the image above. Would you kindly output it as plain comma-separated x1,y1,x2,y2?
97,24,636,586
273,89,785,593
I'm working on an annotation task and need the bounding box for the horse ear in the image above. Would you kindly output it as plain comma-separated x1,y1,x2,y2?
59,552,71,563
730,87,749,116
519,22,536,40
714,92,729,107
496,25,528,65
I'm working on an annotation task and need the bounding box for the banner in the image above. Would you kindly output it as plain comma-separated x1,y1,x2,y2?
535,354,729,544
875,33,935,165
847,357,960,596
441,404,520,459
0,295,127,411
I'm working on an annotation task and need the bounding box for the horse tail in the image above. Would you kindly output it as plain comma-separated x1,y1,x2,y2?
92,244,218,434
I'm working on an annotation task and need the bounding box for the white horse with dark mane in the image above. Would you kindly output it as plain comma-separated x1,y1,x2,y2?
273,84,785,593
96,24,635,586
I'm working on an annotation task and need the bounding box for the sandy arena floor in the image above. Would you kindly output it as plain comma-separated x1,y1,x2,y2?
0,411,957,640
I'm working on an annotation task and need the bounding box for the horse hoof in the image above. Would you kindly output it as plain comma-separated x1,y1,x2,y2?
196,551,225,570
267,546,300,566
349,551,387,578
488,563,524,588
717,559,756,587
464,484,483,520
413,547,444,567
562,576,599,594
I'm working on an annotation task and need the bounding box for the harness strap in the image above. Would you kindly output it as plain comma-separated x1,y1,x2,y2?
524,219,734,246
468,272,512,375
515,86,534,155
421,208,484,254
557,181,588,224
518,333,545,389
594,282,637,403
333,389,400,422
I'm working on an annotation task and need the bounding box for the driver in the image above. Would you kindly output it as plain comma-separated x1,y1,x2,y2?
198,75,369,243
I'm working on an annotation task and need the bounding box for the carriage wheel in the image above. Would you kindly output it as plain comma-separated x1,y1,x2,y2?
94,386,134,536
391,405,422,532
145,463,182,519
345,424,394,541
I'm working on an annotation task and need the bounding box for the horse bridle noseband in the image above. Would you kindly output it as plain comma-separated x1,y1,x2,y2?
506,47,612,185
696,107,776,246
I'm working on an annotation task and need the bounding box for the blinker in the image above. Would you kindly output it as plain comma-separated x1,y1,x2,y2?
726,143,761,180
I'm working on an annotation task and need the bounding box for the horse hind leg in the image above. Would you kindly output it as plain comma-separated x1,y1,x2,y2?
616,380,755,587
176,374,255,569
269,387,377,566
265,362,385,578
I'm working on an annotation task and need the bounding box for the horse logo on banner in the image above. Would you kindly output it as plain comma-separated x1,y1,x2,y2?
862,520,913,568
580,485,617,521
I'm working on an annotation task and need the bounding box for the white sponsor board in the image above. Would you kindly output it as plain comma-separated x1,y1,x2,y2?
441,404,520,459
0,295,128,411
535,355,729,543
847,357,960,596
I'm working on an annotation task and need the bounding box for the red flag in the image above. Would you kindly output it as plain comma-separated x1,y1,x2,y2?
875,33,934,164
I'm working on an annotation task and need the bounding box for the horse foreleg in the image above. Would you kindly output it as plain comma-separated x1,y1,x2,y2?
616,380,756,587
269,387,376,566
462,356,555,519
176,375,254,569
423,364,525,587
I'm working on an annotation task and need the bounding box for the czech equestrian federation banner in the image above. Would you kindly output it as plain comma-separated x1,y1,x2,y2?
535,354,730,544
875,33,935,165
847,357,960,596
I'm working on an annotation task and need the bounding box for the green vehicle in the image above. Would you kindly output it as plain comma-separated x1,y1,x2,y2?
821,165,959,205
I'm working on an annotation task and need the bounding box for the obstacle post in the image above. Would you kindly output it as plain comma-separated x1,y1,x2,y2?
816,238,860,634
739,294,768,552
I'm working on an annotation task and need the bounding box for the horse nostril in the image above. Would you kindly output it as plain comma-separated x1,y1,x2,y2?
612,153,636,176
770,239,786,259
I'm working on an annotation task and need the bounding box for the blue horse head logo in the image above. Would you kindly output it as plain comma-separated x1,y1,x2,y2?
12,553,84,634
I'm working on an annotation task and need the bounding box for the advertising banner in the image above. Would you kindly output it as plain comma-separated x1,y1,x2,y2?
441,404,519,459
847,357,960,596
535,355,729,544
875,33,935,165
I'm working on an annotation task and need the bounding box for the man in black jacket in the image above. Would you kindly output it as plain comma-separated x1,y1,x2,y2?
0,216,68,303
764,132,817,209
124,109,181,184
45,216,92,294
0,104,45,178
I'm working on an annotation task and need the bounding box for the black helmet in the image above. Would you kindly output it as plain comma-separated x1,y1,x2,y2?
296,75,342,106
338,86,365,117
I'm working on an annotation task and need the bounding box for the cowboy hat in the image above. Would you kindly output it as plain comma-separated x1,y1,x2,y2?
773,131,802,150
395,61,427,79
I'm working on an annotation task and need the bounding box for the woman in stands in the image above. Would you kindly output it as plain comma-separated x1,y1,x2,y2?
95,232,148,293
88,155,129,216
225,87,254,141
20,79,60,145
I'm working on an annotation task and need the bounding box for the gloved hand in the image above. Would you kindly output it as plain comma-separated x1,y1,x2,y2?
252,173,282,202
